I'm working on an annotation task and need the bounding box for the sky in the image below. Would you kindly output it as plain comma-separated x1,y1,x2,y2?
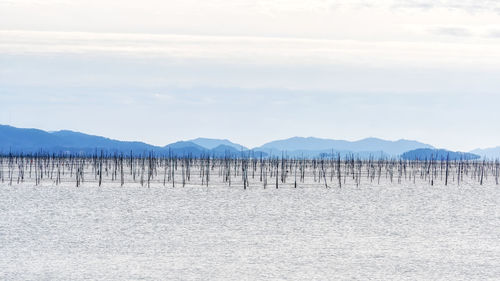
1,0,500,151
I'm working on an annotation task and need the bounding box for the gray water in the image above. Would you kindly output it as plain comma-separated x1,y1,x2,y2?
1,184,499,280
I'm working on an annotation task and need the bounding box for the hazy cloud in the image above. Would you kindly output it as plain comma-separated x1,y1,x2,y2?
394,0,500,12
2,30,500,70
431,27,472,37
489,30,500,38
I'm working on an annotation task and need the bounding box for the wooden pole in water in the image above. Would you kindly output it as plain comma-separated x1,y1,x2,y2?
480,160,484,185
495,160,499,185
120,154,124,187
445,153,449,186
275,160,279,189
98,151,103,187
294,159,297,188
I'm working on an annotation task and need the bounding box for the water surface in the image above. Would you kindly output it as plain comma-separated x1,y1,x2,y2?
1,184,499,280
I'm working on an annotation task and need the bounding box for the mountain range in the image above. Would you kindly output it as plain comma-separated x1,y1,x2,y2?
401,149,480,161
190,138,247,150
470,147,500,160
254,137,433,157
0,124,496,159
0,125,259,157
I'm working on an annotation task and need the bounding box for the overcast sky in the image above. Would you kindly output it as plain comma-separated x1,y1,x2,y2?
1,0,499,150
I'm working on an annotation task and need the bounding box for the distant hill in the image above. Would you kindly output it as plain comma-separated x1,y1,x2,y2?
401,149,480,161
256,137,433,157
164,141,208,155
210,144,240,154
189,138,247,150
470,147,500,160
4,124,493,160
0,125,157,155
0,125,265,157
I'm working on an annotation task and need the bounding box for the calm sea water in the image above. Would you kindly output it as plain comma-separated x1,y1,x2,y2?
1,183,499,280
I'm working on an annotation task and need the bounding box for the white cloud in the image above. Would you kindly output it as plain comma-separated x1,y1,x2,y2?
2,30,500,70
2,0,500,39
430,27,472,37
393,0,500,12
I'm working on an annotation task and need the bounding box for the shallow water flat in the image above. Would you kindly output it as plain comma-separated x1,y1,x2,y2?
0,184,499,280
